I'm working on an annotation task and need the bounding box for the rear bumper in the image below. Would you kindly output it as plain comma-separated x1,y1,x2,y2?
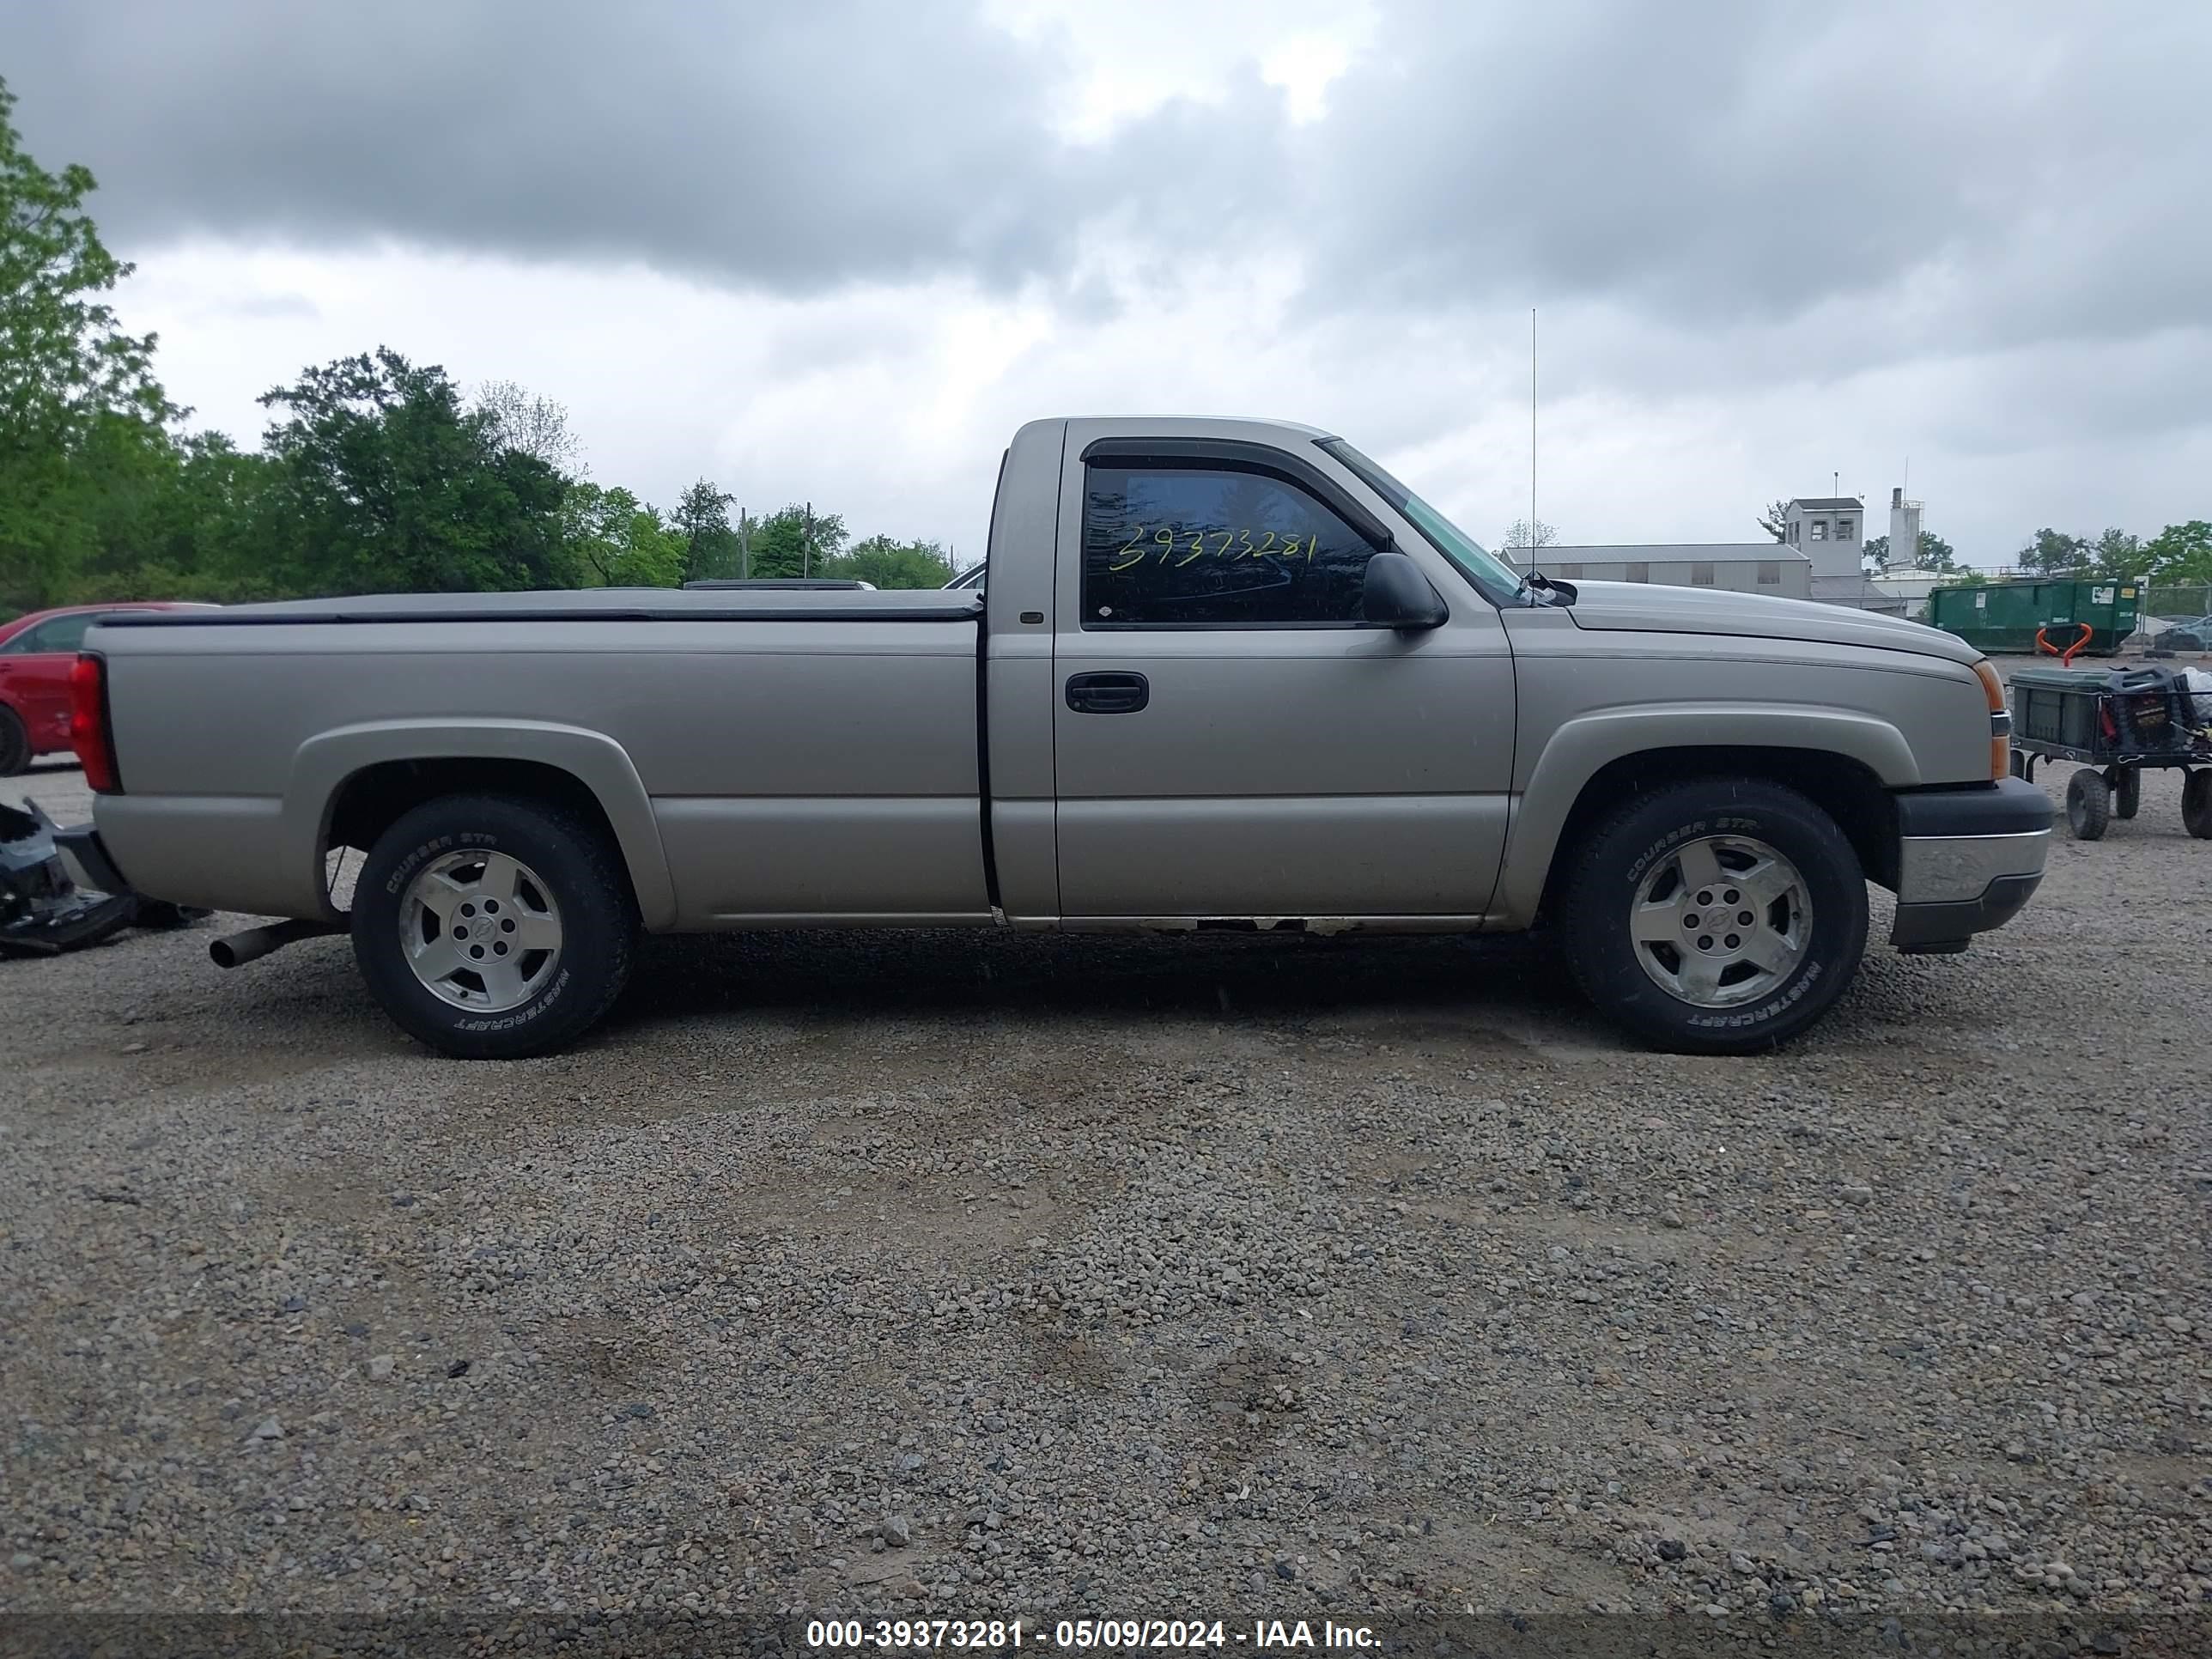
55,823,129,896
1887,778,2052,953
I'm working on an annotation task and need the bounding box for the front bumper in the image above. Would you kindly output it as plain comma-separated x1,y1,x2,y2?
1888,777,2053,953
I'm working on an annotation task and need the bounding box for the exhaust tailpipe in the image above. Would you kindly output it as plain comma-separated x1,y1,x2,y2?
210,918,342,969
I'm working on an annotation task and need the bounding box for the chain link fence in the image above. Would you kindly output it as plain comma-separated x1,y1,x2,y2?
2143,585,2212,621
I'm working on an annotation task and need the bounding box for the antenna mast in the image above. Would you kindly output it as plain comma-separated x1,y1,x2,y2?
1529,307,1538,576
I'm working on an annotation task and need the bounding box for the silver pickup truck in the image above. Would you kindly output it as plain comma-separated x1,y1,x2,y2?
62,416,2051,1059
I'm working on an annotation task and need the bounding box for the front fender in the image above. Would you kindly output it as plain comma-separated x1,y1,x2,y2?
287,719,678,929
1492,702,1920,925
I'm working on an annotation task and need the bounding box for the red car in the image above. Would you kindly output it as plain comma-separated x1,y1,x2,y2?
0,603,219,775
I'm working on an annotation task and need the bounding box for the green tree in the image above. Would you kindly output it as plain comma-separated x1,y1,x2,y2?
560,482,684,588
51,410,185,599
0,76,182,609
2142,520,2212,586
670,477,741,582
746,504,848,579
254,347,568,595
2087,526,2145,578
1861,531,1961,575
1755,501,1791,543
471,379,581,476
825,534,953,589
138,433,284,600
2016,527,2090,574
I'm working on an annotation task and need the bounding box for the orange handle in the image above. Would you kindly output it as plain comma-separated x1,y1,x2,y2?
2035,622,2094,665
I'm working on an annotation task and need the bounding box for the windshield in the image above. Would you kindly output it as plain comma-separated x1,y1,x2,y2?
1318,439,1524,605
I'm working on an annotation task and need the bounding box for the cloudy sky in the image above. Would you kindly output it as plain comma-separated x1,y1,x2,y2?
7,0,2209,567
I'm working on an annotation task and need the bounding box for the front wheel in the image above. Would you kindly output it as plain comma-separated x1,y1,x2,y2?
351,793,638,1059
1557,779,1869,1055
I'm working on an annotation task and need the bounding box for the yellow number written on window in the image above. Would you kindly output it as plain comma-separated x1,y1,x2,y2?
1104,526,1320,568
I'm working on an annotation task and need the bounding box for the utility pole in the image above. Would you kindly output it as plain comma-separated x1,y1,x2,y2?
804,501,812,579
738,507,750,579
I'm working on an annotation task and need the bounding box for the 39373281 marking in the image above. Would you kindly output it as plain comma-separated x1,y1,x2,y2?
1107,526,1320,568
805,1619,1028,1650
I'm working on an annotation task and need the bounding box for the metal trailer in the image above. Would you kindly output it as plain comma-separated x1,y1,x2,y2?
2007,665,2212,839
1929,578,2142,659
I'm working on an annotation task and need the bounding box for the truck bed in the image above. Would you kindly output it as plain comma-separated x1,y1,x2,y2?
88,590,994,929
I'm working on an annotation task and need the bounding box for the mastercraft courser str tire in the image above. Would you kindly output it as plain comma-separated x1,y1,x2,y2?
1557,778,1869,1056
352,793,639,1060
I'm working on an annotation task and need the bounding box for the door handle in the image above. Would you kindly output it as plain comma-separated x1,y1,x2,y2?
1065,672,1150,714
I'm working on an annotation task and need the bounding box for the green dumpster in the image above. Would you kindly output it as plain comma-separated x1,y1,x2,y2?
1927,578,2140,657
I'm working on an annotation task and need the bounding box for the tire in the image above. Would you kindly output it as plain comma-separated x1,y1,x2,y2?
2185,770,2212,840
0,708,29,777
2112,767,2140,820
2065,769,2111,841
1556,779,1869,1055
351,793,638,1059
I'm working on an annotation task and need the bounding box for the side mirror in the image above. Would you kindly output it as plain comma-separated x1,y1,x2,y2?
1361,550,1448,630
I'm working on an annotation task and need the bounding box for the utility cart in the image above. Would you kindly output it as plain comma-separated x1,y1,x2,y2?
2008,665,2212,839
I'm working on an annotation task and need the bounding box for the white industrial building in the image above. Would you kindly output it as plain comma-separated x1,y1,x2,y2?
1534,488,1936,617
1537,543,1812,599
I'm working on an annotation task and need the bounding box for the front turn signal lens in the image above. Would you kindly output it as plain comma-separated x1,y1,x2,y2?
1973,659,2010,781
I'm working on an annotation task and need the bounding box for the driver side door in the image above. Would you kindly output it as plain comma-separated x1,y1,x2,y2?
1049,433,1516,921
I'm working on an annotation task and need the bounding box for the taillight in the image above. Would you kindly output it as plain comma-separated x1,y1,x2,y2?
69,653,121,793
1972,659,2009,781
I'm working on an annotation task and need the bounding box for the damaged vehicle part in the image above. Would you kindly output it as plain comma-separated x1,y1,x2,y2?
0,799,206,956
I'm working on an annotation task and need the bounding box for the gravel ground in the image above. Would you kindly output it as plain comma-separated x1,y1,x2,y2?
3,750,2207,1643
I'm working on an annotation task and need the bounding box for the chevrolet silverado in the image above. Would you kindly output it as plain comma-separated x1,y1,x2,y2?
61,417,2051,1058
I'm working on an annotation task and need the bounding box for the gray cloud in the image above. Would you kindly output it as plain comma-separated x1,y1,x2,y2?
9,0,2206,362
1,1,1142,291
1292,0,2212,355
7,0,2208,480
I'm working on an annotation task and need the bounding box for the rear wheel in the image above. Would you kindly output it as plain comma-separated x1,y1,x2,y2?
2111,766,2140,820
2066,769,2111,841
0,708,29,776
351,793,638,1059
2184,770,2212,840
1557,779,1868,1054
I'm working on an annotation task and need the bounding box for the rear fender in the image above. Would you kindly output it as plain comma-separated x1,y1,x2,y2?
288,720,677,928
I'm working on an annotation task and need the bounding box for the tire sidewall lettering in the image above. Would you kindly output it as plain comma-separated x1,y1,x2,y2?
1683,957,1824,1030
380,831,501,896
454,967,569,1033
